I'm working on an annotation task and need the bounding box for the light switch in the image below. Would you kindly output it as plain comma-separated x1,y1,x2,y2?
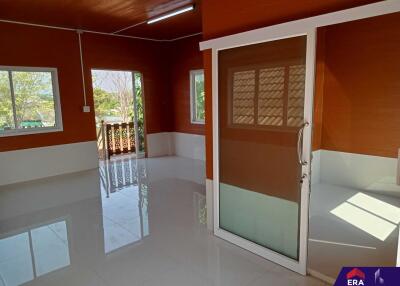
83,106,91,113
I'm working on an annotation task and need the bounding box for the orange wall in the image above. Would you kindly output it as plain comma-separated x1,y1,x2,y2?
314,13,400,158
202,0,378,40
201,0,382,179
168,35,204,135
82,33,173,135
203,50,213,178
0,22,172,152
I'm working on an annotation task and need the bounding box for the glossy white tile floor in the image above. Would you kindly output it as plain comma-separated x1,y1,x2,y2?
0,156,326,286
309,183,400,281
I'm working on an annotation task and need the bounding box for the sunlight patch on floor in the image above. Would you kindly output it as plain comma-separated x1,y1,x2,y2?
331,201,397,241
347,192,400,224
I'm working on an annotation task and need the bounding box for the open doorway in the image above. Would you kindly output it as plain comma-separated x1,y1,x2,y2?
91,69,146,160
307,14,400,283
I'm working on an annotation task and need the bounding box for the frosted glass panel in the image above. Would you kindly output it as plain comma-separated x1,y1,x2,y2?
220,184,299,259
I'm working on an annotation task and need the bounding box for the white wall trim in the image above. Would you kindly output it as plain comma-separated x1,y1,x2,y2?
0,141,98,186
307,268,335,285
199,0,400,51
314,149,400,196
172,132,205,161
146,132,173,157
206,178,213,231
311,150,321,185
147,132,205,161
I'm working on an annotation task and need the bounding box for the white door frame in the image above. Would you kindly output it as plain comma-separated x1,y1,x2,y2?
199,0,400,275
209,30,315,275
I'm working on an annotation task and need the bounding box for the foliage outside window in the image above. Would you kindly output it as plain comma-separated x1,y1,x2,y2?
0,67,62,136
190,70,205,124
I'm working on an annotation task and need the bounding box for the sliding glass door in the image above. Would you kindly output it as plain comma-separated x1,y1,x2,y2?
214,32,315,274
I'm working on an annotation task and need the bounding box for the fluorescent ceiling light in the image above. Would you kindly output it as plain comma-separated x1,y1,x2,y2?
147,5,194,24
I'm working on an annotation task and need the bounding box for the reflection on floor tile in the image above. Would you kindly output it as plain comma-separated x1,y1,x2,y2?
0,221,70,286
0,156,325,286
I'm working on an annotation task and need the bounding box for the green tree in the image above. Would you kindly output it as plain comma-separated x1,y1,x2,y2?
93,87,119,123
0,71,55,129
195,75,205,120
134,73,145,152
0,71,14,129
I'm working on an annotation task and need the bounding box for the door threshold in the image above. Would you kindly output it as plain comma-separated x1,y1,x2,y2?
307,268,335,285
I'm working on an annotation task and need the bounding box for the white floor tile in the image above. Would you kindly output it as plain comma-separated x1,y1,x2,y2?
0,156,331,286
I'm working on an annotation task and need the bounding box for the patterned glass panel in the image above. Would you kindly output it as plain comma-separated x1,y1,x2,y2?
257,67,285,126
287,65,305,127
232,70,255,125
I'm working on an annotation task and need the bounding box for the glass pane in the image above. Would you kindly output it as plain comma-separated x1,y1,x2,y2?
194,72,205,121
0,71,15,131
258,67,284,126
287,65,305,127
232,70,255,124
219,36,307,260
12,71,56,129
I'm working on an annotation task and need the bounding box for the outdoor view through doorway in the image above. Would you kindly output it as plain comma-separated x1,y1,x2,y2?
91,70,145,160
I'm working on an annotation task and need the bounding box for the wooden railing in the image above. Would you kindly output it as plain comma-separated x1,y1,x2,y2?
97,121,136,160
104,121,135,159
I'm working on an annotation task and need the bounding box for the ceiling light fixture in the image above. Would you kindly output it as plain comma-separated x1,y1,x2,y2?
147,5,194,24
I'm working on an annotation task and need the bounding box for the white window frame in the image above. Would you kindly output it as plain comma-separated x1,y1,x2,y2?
0,66,63,137
190,69,205,124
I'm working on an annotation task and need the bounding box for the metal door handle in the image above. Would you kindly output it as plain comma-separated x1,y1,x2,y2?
297,122,309,166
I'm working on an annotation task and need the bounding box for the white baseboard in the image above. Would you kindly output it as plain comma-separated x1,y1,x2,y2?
172,132,205,161
146,132,173,157
147,132,205,161
308,268,335,285
311,150,321,185
206,178,213,231
0,141,98,186
313,149,400,195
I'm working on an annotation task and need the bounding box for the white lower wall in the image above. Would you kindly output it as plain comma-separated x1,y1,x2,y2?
0,141,98,186
172,132,205,161
311,150,321,185
312,149,400,195
147,132,205,161
146,132,173,157
206,178,213,231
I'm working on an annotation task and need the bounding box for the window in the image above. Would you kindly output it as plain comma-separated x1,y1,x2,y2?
230,63,305,129
0,66,62,136
190,70,205,124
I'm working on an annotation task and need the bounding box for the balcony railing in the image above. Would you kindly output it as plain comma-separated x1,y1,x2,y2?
98,121,136,159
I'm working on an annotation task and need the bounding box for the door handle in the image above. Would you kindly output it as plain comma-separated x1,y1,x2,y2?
297,122,309,166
